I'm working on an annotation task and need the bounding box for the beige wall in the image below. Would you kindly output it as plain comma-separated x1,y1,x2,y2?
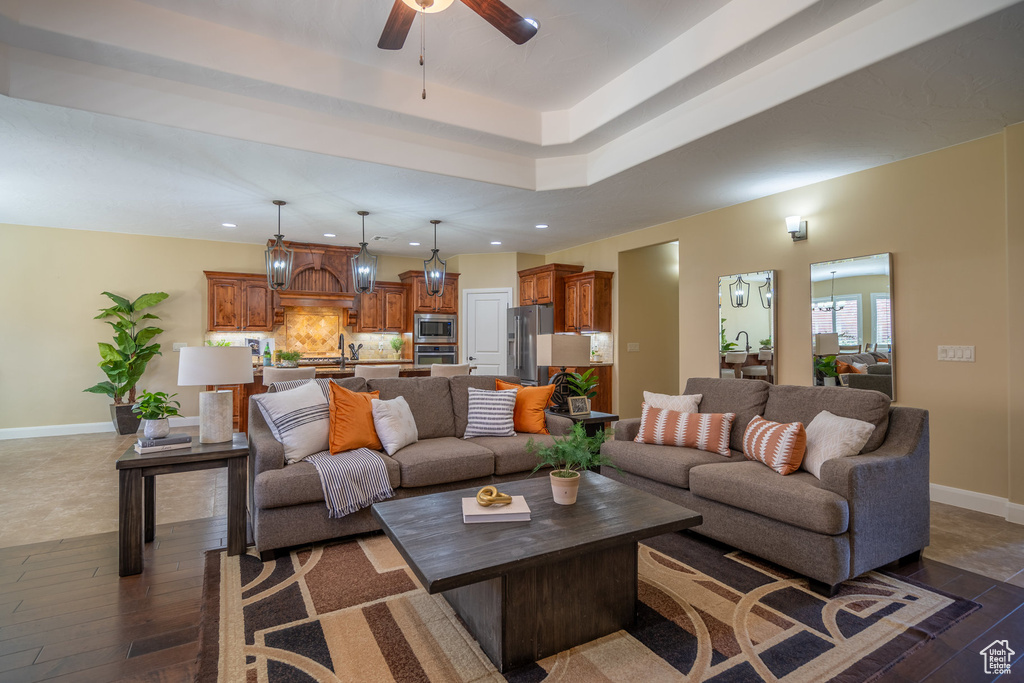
548,131,1017,500
617,242,679,419
1007,122,1024,505
448,253,519,294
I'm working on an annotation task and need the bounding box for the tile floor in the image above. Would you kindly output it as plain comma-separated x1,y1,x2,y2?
1,429,1023,588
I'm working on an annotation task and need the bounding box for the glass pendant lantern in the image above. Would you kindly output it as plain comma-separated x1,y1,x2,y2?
729,275,750,308
350,210,377,294
759,274,773,309
265,200,294,291
423,219,446,297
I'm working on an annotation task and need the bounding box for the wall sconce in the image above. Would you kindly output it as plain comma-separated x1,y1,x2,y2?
786,215,807,242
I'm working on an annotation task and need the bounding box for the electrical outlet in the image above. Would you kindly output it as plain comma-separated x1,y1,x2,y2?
627,342,640,352
172,342,187,352
938,345,975,362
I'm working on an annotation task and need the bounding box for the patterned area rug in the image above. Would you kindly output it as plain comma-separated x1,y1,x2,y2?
197,532,977,682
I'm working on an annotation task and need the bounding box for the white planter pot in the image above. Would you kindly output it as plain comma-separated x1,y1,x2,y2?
142,418,170,439
824,377,837,387
550,470,581,505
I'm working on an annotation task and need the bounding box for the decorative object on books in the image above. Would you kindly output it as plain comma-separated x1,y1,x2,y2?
528,422,613,504
83,290,169,435
536,333,591,411
475,485,512,507
275,350,302,367
131,390,181,439
567,395,590,415
461,494,530,523
177,346,254,443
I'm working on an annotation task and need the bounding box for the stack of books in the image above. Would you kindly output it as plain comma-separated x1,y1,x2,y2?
135,433,193,454
461,495,531,523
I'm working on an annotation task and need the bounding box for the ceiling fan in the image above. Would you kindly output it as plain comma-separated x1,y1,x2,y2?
378,0,538,50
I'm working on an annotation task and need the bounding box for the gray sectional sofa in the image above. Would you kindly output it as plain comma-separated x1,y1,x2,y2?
601,377,929,594
837,352,893,398
248,374,572,558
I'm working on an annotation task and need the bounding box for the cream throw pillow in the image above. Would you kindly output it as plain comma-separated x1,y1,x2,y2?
371,396,419,455
643,391,702,414
802,410,875,478
252,380,329,464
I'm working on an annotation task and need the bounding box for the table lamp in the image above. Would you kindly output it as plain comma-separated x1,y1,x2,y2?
813,332,840,356
178,346,254,443
537,334,592,412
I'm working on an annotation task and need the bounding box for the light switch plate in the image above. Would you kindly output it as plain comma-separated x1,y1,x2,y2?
938,345,975,362
172,342,187,352
627,342,640,352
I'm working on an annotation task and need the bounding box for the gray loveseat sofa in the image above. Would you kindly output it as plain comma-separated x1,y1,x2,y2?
601,377,929,594
248,374,572,558
837,352,893,398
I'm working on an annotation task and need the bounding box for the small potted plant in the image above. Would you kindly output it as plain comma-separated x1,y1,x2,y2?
276,351,302,368
132,390,182,439
567,369,599,413
759,336,772,350
528,423,615,505
720,318,738,353
815,355,838,386
390,336,405,359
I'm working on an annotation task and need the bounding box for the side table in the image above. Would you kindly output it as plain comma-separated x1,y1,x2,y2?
115,433,249,577
546,410,619,438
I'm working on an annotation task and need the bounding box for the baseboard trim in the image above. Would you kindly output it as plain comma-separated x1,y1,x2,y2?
0,416,200,441
930,483,1023,524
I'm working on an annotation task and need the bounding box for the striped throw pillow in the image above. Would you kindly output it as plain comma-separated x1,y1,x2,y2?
634,404,735,457
463,388,518,438
270,378,334,395
252,380,330,464
742,415,807,475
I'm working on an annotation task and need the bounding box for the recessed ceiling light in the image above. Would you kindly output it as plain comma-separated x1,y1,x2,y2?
535,224,548,229
221,223,236,228
323,233,336,238
409,241,420,246
490,241,502,245
525,17,539,29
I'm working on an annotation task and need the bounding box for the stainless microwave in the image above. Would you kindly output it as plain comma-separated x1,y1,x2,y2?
413,313,457,344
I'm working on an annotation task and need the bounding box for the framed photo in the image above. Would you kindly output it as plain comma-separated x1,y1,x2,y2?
568,396,591,416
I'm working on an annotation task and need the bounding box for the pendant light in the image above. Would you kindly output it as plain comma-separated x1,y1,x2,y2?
813,271,845,313
265,200,294,291
728,275,749,308
350,210,378,294
759,274,773,309
423,219,446,297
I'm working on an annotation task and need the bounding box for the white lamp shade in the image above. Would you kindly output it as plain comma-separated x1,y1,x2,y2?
786,216,802,233
178,346,254,386
536,334,592,368
814,333,840,356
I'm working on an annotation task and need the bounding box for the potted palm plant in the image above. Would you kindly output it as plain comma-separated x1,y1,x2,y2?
276,351,302,367
132,391,182,438
815,355,839,386
84,291,169,434
567,369,599,413
528,423,615,505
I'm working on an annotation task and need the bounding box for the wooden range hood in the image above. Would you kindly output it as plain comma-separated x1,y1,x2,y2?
271,241,361,325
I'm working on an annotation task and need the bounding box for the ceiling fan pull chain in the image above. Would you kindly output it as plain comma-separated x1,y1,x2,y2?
420,15,427,99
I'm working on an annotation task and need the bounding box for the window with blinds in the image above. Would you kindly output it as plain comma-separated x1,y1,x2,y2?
812,297,861,345
873,294,892,345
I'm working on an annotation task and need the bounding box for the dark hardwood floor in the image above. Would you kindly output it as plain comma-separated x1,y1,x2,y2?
0,519,1022,681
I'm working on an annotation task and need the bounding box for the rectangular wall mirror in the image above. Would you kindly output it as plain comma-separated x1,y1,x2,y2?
810,253,894,399
719,270,776,383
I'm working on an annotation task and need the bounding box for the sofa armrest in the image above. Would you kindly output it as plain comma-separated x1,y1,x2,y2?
545,412,574,436
819,407,930,576
614,418,641,442
248,397,285,475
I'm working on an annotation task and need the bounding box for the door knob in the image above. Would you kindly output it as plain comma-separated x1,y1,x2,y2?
468,356,476,361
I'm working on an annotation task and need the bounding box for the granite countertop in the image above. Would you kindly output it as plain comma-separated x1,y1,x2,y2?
252,362,426,377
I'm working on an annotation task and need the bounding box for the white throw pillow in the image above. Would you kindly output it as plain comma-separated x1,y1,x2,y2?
371,396,419,455
463,388,518,438
643,391,702,414
802,410,876,478
852,362,870,374
252,380,329,464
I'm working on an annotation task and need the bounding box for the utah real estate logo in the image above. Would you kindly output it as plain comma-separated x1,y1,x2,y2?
980,640,1014,676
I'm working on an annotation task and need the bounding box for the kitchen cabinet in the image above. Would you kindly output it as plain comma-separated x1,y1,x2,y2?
547,365,614,414
205,272,273,332
517,263,582,306
355,282,408,333
399,271,460,314
563,271,613,332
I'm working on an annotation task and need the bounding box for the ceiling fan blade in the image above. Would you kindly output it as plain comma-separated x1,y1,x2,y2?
459,0,538,45
378,0,416,50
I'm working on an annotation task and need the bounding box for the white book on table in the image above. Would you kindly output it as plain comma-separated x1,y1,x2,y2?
462,495,531,523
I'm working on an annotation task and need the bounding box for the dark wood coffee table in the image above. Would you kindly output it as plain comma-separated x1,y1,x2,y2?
371,471,701,672
115,433,248,577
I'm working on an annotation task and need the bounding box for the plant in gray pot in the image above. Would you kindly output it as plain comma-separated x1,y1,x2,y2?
83,291,169,435
132,391,181,439
528,423,615,505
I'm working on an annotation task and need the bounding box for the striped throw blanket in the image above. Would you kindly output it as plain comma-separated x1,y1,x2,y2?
304,449,394,518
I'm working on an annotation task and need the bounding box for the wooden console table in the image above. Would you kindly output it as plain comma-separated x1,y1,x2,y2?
115,433,248,576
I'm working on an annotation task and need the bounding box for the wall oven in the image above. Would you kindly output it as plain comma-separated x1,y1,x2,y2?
414,345,457,365
413,313,457,344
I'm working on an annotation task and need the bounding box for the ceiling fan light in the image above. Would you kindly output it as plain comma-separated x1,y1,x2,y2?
401,0,456,13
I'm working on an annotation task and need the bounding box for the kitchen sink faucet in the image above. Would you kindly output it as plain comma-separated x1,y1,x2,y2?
735,331,751,354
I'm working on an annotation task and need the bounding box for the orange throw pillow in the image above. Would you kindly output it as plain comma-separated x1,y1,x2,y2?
495,379,555,434
742,415,806,475
634,404,735,457
328,384,382,453
835,360,863,374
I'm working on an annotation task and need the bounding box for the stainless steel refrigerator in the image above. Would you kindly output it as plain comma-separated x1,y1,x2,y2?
507,305,555,385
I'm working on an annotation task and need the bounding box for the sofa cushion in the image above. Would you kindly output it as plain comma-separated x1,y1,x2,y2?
367,377,456,439
683,378,770,452
328,385,382,453
764,384,890,453
254,455,401,509
469,433,558,475
268,376,367,394
602,438,743,489
390,437,495,487
371,396,419,456
450,375,521,437
689,461,849,535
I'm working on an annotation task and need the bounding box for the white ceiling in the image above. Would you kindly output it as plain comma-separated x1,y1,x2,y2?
1,0,1022,257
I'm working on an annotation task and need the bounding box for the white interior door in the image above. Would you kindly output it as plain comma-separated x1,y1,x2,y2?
464,289,511,375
